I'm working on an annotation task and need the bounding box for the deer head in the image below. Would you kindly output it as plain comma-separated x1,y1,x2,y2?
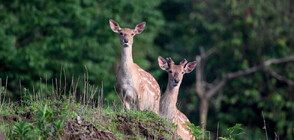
109,19,145,48
158,56,197,87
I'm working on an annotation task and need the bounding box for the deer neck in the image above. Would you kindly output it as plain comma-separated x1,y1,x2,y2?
120,44,134,70
160,82,180,121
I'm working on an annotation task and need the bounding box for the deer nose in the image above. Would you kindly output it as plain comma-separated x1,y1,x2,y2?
123,38,129,43
174,72,179,83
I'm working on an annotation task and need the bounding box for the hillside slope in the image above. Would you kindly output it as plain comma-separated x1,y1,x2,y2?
0,97,181,140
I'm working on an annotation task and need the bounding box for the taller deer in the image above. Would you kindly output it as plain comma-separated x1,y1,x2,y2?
158,56,197,140
109,19,160,114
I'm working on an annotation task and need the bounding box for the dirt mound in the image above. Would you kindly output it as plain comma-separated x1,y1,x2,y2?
1,108,180,139
114,114,180,140
1,110,34,123
64,117,119,140
63,113,180,140
1,115,18,122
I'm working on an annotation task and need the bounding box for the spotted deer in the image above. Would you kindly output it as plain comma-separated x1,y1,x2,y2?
109,19,160,114
158,56,197,140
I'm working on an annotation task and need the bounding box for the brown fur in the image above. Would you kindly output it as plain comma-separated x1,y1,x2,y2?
158,56,196,140
110,19,160,114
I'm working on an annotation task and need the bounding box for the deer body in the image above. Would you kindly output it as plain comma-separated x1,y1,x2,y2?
160,85,194,140
116,63,160,112
110,19,160,114
158,56,197,140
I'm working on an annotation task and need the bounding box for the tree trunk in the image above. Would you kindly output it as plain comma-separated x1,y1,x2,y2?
200,97,209,136
195,50,294,138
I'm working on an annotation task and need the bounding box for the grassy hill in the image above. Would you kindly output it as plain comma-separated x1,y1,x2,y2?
0,78,244,140
0,95,181,139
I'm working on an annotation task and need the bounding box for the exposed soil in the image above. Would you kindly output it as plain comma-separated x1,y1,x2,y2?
64,118,119,140
1,110,34,123
1,115,19,122
20,111,34,122
62,113,180,140
114,114,180,140
1,110,180,140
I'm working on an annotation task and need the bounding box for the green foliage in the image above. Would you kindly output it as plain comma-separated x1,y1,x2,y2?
11,121,35,140
156,0,294,139
54,120,65,136
3,104,66,139
0,0,164,101
186,122,204,140
35,104,58,138
219,124,245,140
187,122,245,140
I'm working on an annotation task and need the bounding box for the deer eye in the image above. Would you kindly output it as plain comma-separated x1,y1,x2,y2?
182,72,184,74
119,32,123,35
169,71,172,73
131,33,134,36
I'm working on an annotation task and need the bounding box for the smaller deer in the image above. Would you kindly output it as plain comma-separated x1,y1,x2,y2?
158,56,197,140
109,19,160,114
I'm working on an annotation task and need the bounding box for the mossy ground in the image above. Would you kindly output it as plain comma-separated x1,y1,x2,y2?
0,96,181,140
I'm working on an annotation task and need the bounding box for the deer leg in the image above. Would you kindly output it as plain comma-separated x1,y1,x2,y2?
132,89,140,111
123,88,139,111
122,90,131,110
124,99,131,110
153,98,159,114
138,95,144,111
139,89,150,111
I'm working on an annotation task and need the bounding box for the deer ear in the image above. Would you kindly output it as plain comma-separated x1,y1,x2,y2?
109,19,121,33
134,22,145,34
180,59,188,66
184,61,197,73
158,56,169,70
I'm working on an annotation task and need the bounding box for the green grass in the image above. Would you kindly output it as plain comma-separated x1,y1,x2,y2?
0,77,245,140
0,95,180,139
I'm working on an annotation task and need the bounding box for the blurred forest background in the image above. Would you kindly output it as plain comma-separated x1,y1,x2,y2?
0,0,294,139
